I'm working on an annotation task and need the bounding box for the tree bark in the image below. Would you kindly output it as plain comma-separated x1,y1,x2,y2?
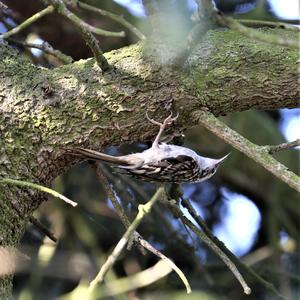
0,28,299,298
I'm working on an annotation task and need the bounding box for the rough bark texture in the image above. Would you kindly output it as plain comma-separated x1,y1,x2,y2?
0,28,299,298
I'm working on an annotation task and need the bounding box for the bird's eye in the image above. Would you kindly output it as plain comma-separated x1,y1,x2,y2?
212,168,216,174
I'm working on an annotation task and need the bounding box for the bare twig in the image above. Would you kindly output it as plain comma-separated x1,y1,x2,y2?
99,165,196,290
78,26,110,71
90,162,144,255
163,198,251,295
7,38,73,64
103,260,172,297
89,187,164,288
88,166,192,293
29,216,57,242
0,178,77,207
195,111,300,193
216,12,299,50
180,197,283,299
0,1,8,10
138,237,191,293
77,1,146,40
46,0,110,71
46,0,125,37
267,139,300,154
0,5,55,39
238,19,300,32
89,162,131,228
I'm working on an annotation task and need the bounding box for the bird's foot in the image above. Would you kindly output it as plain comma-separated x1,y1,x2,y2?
146,112,179,148
146,112,178,128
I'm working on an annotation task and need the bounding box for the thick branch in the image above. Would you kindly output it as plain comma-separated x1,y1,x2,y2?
1,7,299,300
0,28,298,184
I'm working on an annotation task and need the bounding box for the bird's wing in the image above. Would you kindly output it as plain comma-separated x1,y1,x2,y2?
128,155,202,182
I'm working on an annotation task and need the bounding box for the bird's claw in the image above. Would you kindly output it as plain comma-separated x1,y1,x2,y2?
146,112,178,127
164,112,179,126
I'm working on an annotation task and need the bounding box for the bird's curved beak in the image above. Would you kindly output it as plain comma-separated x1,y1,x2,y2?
216,152,231,165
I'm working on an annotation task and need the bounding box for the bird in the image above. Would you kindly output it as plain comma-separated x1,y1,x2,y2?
63,113,229,183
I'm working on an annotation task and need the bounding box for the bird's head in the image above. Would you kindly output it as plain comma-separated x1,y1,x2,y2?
197,153,230,181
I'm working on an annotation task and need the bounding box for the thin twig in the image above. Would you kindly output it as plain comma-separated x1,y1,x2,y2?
89,162,131,228
77,1,146,40
47,0,125,37
180,197,283,299
7,38,73,64
98,165,194,292
103,260,172,297
29,216,57,242
216,12,299,50
0,178,77,207
107,165,198,236
238,19,300,32
0,1,8,10
162,197,251,295
138,237,191,293
0,5,55,39
195,110,300,193
78,25,110,71
87,167,192,293
90,162,144,254
267,139,300,154
46,0,110,71
89,187,164,288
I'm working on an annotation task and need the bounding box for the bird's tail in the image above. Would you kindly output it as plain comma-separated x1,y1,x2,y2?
63,147,132,166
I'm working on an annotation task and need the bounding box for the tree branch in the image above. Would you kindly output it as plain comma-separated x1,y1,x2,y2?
0,178,77,206
0,5,55,39
29,216,57,242
194,0,215,18
195,111,300,193
46,0,125,37
7,38,73,64
90,162,191,293
179,197,283,299
173,0,217,66
77,1,145,40
89,187,163,287
216,12,299,49
0,1,8,10
44,0,114,70
162,197,251,295
238,19,300,32
267,139,300,154
0,32,298,182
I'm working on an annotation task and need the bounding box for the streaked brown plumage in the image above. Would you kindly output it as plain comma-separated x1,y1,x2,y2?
64,114,229,183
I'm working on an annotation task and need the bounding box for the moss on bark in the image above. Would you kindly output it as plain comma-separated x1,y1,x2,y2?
0,28,299,298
